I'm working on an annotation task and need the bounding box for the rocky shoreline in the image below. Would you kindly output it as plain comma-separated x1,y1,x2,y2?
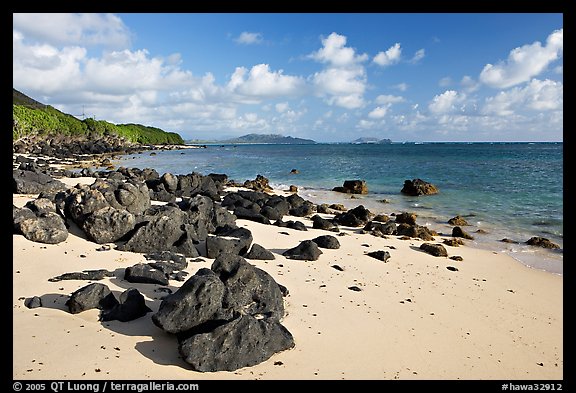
12,148,563,378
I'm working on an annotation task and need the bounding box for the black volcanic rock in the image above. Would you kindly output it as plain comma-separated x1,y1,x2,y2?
419,243,448,257
66,283,119,314
401,178,439,196
100,288,152,322
206,225,253,258
152,268,228,334
244,243,276,260
82,206,135,244
525,237,560,249
282,240,323,261
13,169,67,194
178,314,295,372
311,235,340,249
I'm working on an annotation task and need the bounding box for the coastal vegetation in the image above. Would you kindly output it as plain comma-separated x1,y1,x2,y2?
12,88,184,145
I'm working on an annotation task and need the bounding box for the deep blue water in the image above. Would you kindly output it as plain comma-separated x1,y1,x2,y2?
117,142,563,274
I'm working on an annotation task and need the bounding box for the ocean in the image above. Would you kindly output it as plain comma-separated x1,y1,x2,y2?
116,142,563,275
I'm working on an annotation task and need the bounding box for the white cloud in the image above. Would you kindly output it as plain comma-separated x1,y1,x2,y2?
275,102,289,113
234,32,263,45
368,105,389,119
228,64,306,98
392,83,408,92
357,119,375,129
428,90,466,114
13,13,131,48
373,43,401,67
310,32,368,109
375,94,405,105
481,78,563,116
460,75,480,92
410,48,425,64
309,32,368,67
479,28,563,89
13,33,87,94
244,112,259,122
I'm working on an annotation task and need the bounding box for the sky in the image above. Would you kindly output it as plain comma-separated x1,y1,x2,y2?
12,13,563,142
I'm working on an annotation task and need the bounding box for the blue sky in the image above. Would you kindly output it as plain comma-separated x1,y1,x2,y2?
13,13,563,142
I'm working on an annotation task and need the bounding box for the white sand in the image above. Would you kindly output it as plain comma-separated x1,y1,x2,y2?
13,180,562,380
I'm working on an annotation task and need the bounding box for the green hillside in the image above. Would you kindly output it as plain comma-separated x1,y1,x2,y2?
12,89,184,145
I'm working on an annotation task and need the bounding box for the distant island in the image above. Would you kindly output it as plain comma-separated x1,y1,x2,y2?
351,137,392,144
219,133,317,144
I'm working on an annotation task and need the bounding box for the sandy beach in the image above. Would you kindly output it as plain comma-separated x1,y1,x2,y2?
13,176,563,381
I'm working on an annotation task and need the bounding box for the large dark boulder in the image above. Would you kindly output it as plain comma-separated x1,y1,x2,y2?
334,205,373,227
525,237,561,249
282,240,323,261
178,314,295,372
396,223,436,241
332,180,368,194
211,254,285,321
363,221,396,237
117,205,200,257
419,243,448,257
124,263,169,285
206,225,253,258
244,243,276,260
311,235,340,249
82,207,135,244
13,202,68,244
243,175,272,192
311,214,339,232
233,206,271,224
401,178,439,196
64,184,112,226
152,268,228,334
66,283,119,314
395,212,418,225
100,288,152,322
452,226,474,240
13,169,67,194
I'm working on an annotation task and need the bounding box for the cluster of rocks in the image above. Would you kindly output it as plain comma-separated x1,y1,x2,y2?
13,134,181,160
14,154,562,372
152,253,293,371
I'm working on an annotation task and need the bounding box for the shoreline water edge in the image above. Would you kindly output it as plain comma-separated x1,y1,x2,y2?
13,146,563,380
115,142,563,276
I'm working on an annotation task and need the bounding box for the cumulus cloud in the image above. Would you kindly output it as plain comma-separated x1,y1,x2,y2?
460,75,480,92
310,32,368,109
309,32,368,67
234,32,263,45
481,78,563,116
368,105,389,119
228,64,306,98
373,43,401,67
428,90,466,114
13,13,131,48
479,28,563,89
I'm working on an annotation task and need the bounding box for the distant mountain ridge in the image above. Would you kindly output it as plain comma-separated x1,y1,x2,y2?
351,137,392,144
221,133,316,144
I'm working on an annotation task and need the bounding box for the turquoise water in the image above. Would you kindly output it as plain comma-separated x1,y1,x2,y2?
117,142,563,275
